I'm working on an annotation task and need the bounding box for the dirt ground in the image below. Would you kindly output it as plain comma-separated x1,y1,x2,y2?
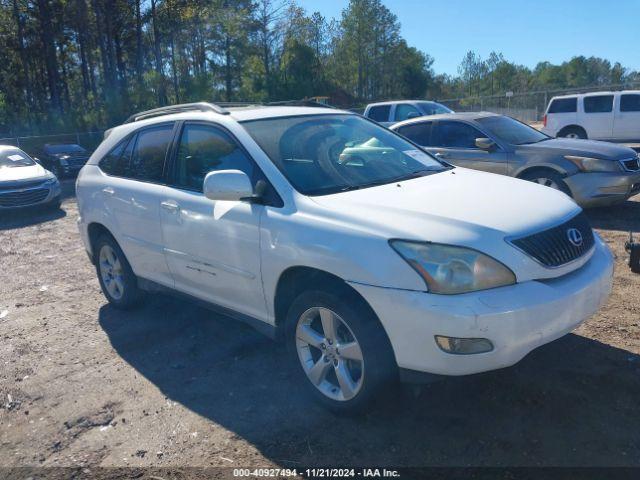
1,180,639,472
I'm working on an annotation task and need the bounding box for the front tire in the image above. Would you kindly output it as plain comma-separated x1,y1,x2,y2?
286,288,396,413
95,235,143,309
520,169,572,197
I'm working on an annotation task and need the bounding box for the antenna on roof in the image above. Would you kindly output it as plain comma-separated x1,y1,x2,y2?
124,102,229,124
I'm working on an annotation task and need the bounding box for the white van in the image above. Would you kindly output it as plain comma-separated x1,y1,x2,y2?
542,91,640,142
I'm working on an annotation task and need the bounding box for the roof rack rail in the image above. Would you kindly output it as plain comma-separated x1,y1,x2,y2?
266,99,335,109
124,102,229,124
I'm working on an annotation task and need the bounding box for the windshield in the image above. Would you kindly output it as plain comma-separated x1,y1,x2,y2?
45,144,86,154
418,102,453,115
0,148,36,168
242,114,448,196
477,115,550,145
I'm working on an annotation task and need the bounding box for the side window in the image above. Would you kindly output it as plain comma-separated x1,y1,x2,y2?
394,104,421,122
99,137,131,177
548,98,577,114
584,95,614,113
130,124,174,183
367,105,391,122
620,94,640,112
397,122,433,146
432,121,484,149
173,124,257,192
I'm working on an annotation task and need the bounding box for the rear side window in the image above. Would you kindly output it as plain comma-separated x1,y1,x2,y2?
130,124,174,182
548,98,577,113
432,121,483,149
620,94,640,112
99,139,129,176
367,105,391,122
394,104,421,122
397,122,433,146
584,95,614,113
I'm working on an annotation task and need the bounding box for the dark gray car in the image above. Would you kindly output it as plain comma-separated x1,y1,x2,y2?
391,112,640,207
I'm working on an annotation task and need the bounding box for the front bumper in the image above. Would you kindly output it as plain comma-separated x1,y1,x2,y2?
0,181,61,209
565,171,640,207
349,235,614,376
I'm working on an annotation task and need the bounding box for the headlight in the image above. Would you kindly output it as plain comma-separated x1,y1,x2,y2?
44,175,58,185
390,241,516,294
565,155,621,173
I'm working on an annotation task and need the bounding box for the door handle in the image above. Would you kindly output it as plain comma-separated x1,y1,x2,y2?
102,187,115,196
160,200,180,213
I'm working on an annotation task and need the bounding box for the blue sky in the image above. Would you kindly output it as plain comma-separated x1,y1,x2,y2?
297,0,640,76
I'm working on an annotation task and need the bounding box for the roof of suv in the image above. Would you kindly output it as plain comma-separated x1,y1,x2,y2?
550,90,640,100
366,100,442,107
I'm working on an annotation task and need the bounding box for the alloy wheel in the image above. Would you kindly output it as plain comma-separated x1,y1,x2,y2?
531,177,560,190
295,307,364,401
99,245,125,300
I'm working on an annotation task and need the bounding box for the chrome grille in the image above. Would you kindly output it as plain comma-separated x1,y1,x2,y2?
0,187,49,207
621,157,640,172
510,212,595,267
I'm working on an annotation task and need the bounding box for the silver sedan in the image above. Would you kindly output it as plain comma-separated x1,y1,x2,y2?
391,112,640,208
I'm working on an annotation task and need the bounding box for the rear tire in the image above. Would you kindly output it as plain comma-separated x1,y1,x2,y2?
558,126,587,139
95,234,143,309
520,169,572,197
286,288,397,413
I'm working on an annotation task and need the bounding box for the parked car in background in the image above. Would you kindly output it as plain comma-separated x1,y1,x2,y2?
542,91,640,142
77,102,613,412
0,145,61,210
364,100,453,126
38,143,91,178
392,112,640,207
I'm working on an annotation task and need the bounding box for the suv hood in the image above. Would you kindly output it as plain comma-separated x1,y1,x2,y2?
516,138,636,161
0,163,49,183
309,167,584,282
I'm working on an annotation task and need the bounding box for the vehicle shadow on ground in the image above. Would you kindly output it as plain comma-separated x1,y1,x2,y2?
586,197,640,233
99,295,640,467
0,179,75,230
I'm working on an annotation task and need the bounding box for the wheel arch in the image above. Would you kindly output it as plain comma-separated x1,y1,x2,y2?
87,222,117,264
515,164,567,180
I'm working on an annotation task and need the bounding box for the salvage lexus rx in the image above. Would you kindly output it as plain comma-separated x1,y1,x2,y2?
76,102,614,412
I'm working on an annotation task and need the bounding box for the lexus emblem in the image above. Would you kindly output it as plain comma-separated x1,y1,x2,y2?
567,228,583,247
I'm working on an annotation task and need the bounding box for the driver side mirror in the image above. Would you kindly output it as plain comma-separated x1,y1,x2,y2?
406,111,421,119
475,137,496,151
203,170,254,202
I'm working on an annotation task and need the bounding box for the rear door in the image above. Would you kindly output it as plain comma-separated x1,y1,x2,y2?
97,123,176,286
582,94,614,139
427,120,508,174
614,93,640,141
159,122,268,320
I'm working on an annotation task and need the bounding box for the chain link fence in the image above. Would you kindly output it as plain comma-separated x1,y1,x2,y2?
437,82,640,124
0,131,104,157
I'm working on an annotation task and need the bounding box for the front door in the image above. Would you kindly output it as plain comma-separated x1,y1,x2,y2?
426,120,508,175
160,122,267,320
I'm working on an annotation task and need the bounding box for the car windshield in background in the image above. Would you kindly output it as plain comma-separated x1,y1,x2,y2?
418,102,452,115
45,144,86,153
0,149,36,168
242,114,448,196
477,115,550,145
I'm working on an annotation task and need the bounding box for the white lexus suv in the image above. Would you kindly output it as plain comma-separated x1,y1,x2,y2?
76,102,614,412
